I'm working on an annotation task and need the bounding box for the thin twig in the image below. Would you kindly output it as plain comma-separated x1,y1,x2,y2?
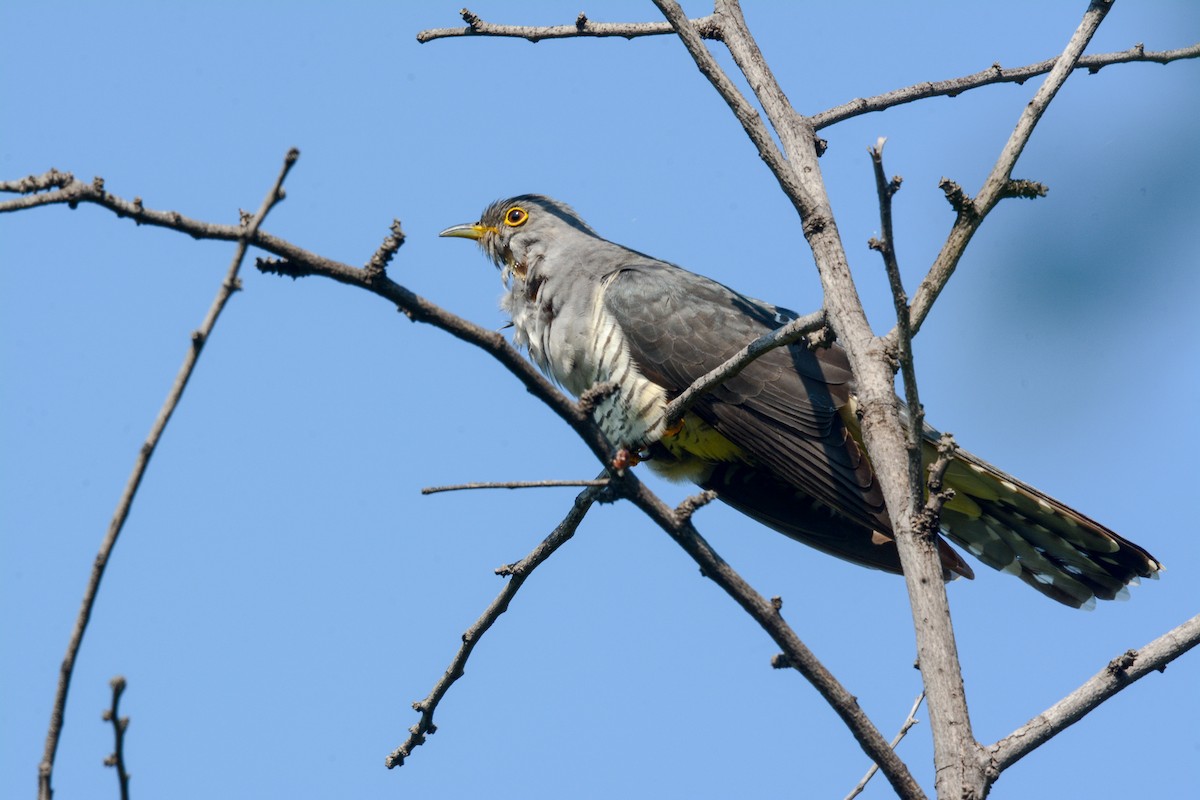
674,490,718,522
417,8,720,44
364,219,405,279
0,167,75,194
36,149,298,800
813,43,1200,130
422,479,610,495
845,692,925,800
386,478,607,768
867,139,924,501
101,676,131,800
984,613,1200,786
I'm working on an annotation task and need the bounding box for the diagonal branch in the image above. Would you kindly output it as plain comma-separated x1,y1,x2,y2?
983,613,1200,788
0,173,614,468
905,0,1118,337
386,478,607,768
5,170,908,784
417,7,720,44
35,149,298,800
812,42,1200,130
649,0,807,210
845,691,925,800
617,474,926,800
661,309,826,426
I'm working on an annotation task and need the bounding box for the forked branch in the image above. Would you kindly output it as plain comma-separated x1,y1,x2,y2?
34,149,298,800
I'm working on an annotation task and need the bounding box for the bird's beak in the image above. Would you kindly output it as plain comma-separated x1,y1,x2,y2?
439,222,493,241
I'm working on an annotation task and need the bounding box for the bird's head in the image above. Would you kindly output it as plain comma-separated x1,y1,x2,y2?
439,194,597,284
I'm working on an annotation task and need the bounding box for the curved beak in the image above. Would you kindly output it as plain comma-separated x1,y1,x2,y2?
438,222,492,241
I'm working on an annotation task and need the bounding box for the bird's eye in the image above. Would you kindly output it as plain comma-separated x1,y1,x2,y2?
504,206,529,227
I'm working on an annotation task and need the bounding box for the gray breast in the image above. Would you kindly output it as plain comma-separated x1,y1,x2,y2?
504,271,668,448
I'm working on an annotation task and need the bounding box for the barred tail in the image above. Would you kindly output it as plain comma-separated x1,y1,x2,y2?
936,446,1163,609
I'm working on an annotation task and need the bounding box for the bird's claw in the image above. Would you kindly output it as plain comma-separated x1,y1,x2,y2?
612,447,643,470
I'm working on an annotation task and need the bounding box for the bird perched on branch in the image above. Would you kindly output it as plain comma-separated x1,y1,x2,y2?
440,195,1161,608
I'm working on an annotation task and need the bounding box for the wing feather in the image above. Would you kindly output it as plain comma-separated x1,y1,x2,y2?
602,260,888,532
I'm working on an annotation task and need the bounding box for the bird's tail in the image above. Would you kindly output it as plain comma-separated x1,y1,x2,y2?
935,443,1163,609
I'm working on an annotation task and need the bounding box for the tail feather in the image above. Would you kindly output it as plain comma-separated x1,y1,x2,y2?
937,445,1162,608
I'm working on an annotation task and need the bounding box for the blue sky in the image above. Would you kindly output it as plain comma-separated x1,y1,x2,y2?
2,2,1197,798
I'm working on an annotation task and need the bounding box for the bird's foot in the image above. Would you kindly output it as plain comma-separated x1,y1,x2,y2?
612,447,643,470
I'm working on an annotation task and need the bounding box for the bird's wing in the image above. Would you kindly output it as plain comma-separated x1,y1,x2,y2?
602,260,889,533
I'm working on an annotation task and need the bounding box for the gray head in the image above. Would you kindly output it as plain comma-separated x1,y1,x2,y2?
439,195,599,282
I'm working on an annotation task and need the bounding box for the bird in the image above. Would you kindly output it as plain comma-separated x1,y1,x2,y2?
439,194,1162,608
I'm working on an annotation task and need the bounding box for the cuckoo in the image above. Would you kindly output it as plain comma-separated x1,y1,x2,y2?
440,194,1161,608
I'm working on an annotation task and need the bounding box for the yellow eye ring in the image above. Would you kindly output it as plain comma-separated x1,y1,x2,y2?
503,206,529,227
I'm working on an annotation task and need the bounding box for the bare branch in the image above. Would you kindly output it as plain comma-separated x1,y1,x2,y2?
0,167,75,194
661,309,827,426
0,171,616,469
867,139,924,499
101,676,131,800
618,472,926,800
655,4,928,797
676,3,974,795
984,613,1200,787
845,692,925,800
812,42,1200,130
386,480,606,768
364,219,405,279
421,479,610,495
36,148,298,800
417,7,720,44
674,489,718,522
8,174,870,787
651,1,806,211
715,0,820,182
906,0,1116,336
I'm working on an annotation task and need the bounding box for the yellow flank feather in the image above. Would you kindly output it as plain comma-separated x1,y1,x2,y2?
648,413,745,482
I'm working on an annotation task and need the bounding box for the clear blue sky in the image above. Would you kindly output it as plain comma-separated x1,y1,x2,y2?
3,2,1197,798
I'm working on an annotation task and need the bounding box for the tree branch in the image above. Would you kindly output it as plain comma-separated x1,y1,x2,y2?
660,2,988,795
101,676,131,800
906,0,1117,337
661,309,826,426
421,479,610,495
812,42,1200,130
649,1,807,209
0,171,615,470
1,163,905,781
617,472,926,800
867,139,924,497
845,692,925,800
416,8,721,44
983,613,1200,789
386,479,608,768
35,148,298,800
